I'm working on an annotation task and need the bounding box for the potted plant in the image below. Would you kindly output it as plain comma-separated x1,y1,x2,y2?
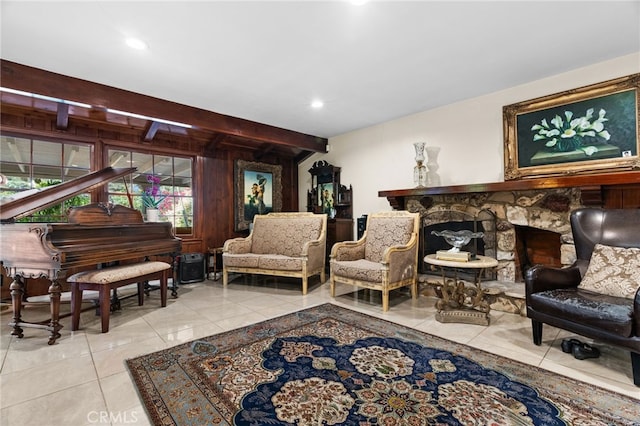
142,175,166,221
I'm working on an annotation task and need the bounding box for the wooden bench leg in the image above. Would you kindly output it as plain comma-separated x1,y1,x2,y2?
70,283,82,331
99,285,111,333
137,282,145,306
160,270,168,307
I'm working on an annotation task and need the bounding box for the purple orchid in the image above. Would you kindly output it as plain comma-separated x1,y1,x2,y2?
141,174,167,208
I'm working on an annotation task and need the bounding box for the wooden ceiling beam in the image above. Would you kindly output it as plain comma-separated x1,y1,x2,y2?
144,121,161,142
203,133,227,156
1,60,327,153
254,144,274,161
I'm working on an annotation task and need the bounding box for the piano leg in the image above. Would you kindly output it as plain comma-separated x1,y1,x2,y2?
8,275,62,344
47,280,63,345
9,276,24,338
171,255,179,298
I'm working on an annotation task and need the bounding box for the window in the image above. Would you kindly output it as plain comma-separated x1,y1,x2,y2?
107,148,193,234
0,135,92,222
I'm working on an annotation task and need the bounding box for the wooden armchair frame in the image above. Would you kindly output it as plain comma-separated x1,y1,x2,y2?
329,211,420,311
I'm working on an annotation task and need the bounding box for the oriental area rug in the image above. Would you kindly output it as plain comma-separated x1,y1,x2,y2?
126,303,640,425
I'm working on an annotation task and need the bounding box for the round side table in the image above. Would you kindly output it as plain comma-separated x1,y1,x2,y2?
424,254,498,326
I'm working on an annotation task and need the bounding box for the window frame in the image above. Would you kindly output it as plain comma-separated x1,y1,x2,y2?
104,145,195,236
0,133,94,222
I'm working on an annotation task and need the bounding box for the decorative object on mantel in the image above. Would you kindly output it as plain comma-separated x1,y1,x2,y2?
503,73,639,180
432,229,484,262
425,146,441,186
412,142,427,187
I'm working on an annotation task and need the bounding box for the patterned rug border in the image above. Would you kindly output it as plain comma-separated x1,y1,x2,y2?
126,303,640,425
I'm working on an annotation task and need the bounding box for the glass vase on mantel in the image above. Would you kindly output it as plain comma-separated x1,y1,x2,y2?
146,208,160,222
413,142,427,187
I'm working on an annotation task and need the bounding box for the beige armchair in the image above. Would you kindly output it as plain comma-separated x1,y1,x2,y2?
330,211,420,311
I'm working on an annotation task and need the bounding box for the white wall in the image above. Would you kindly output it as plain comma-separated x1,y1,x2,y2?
298,53,640,223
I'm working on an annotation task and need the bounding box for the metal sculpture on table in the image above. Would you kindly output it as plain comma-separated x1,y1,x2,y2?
431,229,484,253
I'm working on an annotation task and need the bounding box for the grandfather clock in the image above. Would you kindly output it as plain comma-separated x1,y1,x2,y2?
307,161,354,265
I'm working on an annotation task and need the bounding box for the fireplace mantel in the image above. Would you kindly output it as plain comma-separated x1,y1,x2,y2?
379,171,640,210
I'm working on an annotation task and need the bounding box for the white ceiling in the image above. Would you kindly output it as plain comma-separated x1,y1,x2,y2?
1,1,639,139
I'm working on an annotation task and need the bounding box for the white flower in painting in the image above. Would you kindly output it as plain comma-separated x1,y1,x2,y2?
550,115,563,129
582,146,599,156
531,107,612,152
573,117,592,131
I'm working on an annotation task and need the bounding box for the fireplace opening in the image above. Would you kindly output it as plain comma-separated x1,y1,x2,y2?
514,225,562,281
420,209,496,281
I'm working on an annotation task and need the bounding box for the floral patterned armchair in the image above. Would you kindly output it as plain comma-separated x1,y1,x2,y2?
330,211,420,311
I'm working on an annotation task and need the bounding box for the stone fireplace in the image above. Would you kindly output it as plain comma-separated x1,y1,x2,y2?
406,187,582,283
378,170,640,314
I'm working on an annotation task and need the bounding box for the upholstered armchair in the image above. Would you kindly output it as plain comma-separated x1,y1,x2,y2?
330,211,420,311
525,207,640,386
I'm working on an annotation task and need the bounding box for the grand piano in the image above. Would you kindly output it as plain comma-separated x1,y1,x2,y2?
0,167,182,344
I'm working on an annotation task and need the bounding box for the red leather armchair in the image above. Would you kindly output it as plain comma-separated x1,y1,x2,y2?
525,208,640,386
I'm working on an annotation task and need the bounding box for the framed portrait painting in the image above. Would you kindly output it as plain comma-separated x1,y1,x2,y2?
234,160,282,231
503,74,640,180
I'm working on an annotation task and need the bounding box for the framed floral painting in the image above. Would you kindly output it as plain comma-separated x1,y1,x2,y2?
234,160,282,231
503,74,640,180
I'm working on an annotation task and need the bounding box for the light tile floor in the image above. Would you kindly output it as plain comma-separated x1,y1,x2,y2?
1,276,639,425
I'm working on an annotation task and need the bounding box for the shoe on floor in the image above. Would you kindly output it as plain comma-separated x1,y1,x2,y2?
572,342,601,360
561,338,583,353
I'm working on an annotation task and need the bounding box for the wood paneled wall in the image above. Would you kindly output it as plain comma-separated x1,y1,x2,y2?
0,107,300,300
0,105,299,254
0,60,322,301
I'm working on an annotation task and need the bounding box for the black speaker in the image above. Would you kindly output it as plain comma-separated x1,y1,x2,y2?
357,215,368,239
179,253,205,284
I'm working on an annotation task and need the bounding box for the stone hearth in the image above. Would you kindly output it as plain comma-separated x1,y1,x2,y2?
379,171,640,315
407,187,586,315
408,188,582,281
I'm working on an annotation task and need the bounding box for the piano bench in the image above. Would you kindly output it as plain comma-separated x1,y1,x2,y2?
68,261,172,333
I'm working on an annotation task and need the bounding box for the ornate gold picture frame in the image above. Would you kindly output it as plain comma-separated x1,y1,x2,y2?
503,74,640,180
234,160,282,231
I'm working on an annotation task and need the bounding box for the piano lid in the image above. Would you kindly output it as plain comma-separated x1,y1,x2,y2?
0,167,136,223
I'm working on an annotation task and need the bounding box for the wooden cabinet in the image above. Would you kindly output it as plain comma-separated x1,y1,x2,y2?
327,217,354,255
307,161,352,219
307,161,354,265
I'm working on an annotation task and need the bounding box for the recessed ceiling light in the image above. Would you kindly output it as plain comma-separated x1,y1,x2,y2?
125,37,148,50
311,100,324,109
